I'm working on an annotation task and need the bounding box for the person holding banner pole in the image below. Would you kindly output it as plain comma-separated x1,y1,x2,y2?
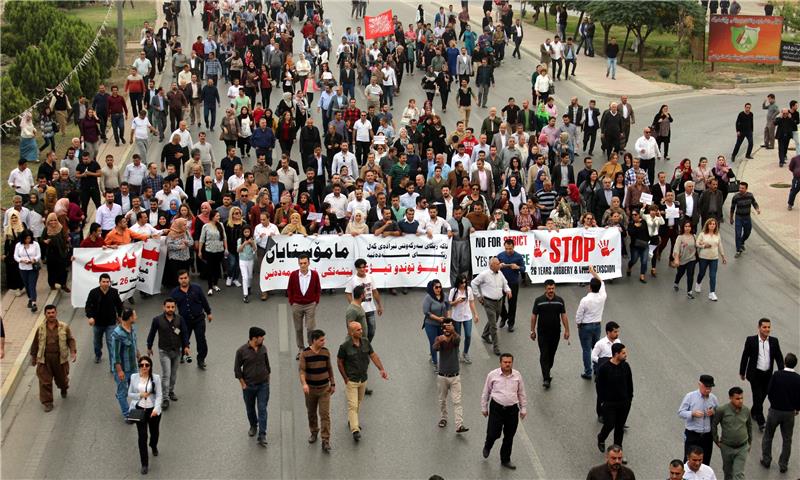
575,266,606,380
447,206,474,286
497,239,525,333
530,280,570,389
471,258,512,357
254,212,280,301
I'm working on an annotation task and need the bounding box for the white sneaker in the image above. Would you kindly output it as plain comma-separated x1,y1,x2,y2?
233,280,242,287
208,289,214,296
694,283,702,293
225,277,232,287
709,292,718,301
213,285,221,292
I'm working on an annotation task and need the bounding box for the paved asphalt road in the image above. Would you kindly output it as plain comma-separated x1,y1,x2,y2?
1,2,798,479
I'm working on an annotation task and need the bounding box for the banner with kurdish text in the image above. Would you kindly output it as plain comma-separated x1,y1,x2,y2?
70,239,165,307
708,15,783,64
470,228,621,283
259,234,451,291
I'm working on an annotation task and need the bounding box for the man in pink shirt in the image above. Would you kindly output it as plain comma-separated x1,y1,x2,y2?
481,354,528,470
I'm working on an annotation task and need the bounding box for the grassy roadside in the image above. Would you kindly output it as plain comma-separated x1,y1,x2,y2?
519,12,800,89
2,1,156,208
61,0,156,43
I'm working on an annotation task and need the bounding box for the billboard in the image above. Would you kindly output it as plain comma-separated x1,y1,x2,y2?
708,15,783,64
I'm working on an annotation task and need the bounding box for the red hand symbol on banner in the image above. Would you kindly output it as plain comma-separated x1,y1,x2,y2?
599,240,615,257
533,240,547,258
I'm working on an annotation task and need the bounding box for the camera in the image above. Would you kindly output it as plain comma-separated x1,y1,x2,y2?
183,354,193,364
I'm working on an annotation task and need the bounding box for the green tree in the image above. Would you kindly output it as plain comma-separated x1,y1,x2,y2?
9,43,75,100
584,1,617,51
0,76,31,127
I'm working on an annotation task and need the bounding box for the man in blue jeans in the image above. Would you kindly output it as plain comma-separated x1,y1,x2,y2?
575,266,607,379
235,327,271,446
111,308,139,421
497,239,525,332
170,270,213,369
728,181,761,257
84,274,123,372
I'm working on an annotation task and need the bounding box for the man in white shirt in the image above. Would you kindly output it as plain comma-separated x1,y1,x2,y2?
576,266,607,379
95,191,123,235
549,36,565,80
227,163,246,193
254,211,280,301
332,142,359,179
130,210,161,237
451,144,472,172
8,159,35,196
417,205,452,238
470,134,491,164
634,127,661,185
683,447,718,480
380,64,397,108
226,78,241,104
471,257,512,356
170,120,194,152
155,182,182,213
346,188,371,219
345,258,383,343
352,113,373,166
123,154,147,195
323,184,348,229
276,155,298,194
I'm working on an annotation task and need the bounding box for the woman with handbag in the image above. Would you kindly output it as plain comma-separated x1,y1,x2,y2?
626,210,650,284
198,209,228,296
672,220,698,299
642,204,665,277
14,231,41,313
694,218,727,302
126,355,162,475
40,213,70,292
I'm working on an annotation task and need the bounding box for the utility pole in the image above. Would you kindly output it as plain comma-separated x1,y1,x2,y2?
117,0,125,69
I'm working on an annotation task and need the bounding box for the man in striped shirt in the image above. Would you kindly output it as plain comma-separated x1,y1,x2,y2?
299,329,335,452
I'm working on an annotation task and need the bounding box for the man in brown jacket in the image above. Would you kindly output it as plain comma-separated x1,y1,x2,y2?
30,305,77,412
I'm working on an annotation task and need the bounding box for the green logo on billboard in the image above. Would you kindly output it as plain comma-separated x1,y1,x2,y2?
731,25,760,53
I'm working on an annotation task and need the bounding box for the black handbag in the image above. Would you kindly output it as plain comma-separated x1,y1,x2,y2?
127,408,148,422
633,238,649,249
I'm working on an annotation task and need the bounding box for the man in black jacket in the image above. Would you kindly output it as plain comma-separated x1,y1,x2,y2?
739,318,784,432
600,103,623,160
84,274,123,371
774,108,795,167
146,298,190,410
760,352,800,473
92,85,110,143
583,100,601,156
297,167,325,211
731,103,754,161
596,343,633,457
299,118,322,167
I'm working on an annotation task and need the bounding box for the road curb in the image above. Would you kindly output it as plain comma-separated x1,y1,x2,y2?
0,288,61,415
444,2,697,100
735,149,800,270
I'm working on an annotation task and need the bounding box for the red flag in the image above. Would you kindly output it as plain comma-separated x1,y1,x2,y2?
364,9,393,39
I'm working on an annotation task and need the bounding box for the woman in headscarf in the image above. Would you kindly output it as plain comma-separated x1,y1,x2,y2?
422,279,449,372
225,206,245,287
712,155,734,203
19,112,39,163
3,211,27,294
163,217,193,289
44,184,58,216
41,212,70,292
345,209,368,235
27,191,46,240
504,175,526,216
193,202,212,279
281,211,308,235
488,208,510,231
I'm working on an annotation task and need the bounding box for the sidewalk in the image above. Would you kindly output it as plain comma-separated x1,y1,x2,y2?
735,145,800,268
0,272,60,414
450,1,692,99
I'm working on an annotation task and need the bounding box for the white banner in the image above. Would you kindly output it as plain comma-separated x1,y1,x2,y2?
137,238,167,295
470,228,622,283
259,234,452,291
71,243,143,307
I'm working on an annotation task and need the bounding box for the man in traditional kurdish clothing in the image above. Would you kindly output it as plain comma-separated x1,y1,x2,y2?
30,305,77,412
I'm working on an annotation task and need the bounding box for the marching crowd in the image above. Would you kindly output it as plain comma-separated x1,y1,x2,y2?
3,0,799,478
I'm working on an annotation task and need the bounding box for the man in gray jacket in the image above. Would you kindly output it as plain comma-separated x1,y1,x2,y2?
761,94,779,149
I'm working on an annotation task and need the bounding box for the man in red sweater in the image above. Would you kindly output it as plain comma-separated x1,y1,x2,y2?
287,254,321,360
